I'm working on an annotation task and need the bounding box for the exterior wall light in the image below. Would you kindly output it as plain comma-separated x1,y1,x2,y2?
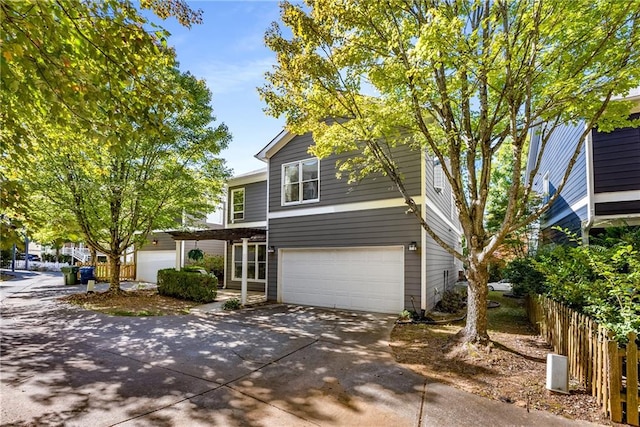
408,241,418,251
267,246,276,253
152,239,158,245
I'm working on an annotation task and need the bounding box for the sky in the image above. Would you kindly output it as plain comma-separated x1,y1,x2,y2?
152,1,286,176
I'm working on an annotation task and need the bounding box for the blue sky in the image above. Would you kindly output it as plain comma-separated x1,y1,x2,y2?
154,1,286,176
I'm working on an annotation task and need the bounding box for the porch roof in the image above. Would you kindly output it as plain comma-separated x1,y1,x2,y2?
167,228,266,242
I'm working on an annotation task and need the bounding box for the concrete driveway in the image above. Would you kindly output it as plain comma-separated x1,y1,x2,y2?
1,271,596,426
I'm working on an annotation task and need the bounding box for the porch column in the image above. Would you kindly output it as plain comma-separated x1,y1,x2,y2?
175,240,182,271
241,237,249,306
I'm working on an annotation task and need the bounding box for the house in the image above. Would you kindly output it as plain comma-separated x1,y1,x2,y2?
169,130,462,314
526,89,640,243
136,212,225,283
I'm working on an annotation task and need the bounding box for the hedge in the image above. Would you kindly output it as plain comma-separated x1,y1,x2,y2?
157,268,217,303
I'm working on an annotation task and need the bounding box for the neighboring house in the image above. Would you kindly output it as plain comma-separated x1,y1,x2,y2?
526,89,640,243
136,217,225,283
172,130,462,314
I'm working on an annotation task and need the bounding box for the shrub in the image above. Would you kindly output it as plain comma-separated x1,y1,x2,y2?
434,290,465,313
510,226,640,342
222,298,241,311
187,253,224,275
157,268,217,303
502,257,546,297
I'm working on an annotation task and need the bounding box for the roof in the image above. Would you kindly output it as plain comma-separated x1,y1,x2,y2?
255,129,296,161
167,228,266,242
228,168,267,186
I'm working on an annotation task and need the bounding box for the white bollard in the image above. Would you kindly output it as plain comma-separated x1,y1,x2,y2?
546,353,569,394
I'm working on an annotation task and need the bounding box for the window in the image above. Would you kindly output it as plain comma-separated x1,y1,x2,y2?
433,159,444,192
542,172,550,202
230,188,244,222
232,243,266,281
282,158,319,205
450,192,458,220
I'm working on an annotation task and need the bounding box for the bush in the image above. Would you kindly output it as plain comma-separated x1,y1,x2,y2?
502,257,546,297
186,254,224,281
157,268,217,303
508,226,640,342
222,298,241,310
487,259,505,282
434,290,465,313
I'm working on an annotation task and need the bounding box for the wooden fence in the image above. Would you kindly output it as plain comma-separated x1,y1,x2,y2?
527,295,639,425
76,262,136,281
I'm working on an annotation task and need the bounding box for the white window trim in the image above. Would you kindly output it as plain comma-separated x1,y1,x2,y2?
230,188,245,223
281,158,320,206
231,243,266,282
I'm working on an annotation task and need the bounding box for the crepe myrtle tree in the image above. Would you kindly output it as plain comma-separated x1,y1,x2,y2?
260,0,640,344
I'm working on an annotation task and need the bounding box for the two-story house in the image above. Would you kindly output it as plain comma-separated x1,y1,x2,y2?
205,130,462,314
526,89,640,243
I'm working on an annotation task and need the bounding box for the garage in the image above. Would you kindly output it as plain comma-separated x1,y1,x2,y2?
279,246,404,314
136,250,175,283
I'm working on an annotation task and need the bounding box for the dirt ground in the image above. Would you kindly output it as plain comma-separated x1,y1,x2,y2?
390,292,610,425
60,289,197,316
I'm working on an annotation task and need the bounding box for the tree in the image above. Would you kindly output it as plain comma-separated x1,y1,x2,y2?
0,0,202,227
28,195,83,263
260,0,640,343
27,68,230,292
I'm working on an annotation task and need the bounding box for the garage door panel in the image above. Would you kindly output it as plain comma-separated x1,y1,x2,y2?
280,247,404,314
137,250,175,283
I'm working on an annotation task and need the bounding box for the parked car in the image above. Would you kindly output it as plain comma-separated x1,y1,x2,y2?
488,279,512,292
17,253,41,261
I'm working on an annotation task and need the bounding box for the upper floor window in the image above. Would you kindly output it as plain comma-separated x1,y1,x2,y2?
230,188,244,222
282,158,319,205
542,171,550,203
433,159,444,192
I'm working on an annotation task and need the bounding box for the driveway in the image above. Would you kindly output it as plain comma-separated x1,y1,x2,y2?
1,271,596,426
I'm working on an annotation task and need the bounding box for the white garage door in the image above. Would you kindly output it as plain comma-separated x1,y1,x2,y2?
137,250,176,283
280,246,404,314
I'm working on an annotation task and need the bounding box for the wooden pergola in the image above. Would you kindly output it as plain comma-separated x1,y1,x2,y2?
167,228,267,305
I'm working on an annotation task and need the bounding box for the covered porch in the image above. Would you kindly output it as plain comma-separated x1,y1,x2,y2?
167,228,267,306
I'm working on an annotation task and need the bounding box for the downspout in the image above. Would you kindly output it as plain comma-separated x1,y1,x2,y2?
264,161,270,301
420,151,427,311
582,128,595,245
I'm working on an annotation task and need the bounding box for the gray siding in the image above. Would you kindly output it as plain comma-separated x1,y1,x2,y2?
183,240,225,264
592,113,640,193
268,133,422,213
541,205,587,244
424,153,461,308
531,123,588,231
228,180,267,224
139,232,175,251
267,207,422,310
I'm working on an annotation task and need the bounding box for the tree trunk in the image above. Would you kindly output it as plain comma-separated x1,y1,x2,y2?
90,247,97,268
463,258,490,344
108,254,121,294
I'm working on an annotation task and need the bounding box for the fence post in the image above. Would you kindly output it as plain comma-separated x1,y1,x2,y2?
608,332,622,423
628,332,639,426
